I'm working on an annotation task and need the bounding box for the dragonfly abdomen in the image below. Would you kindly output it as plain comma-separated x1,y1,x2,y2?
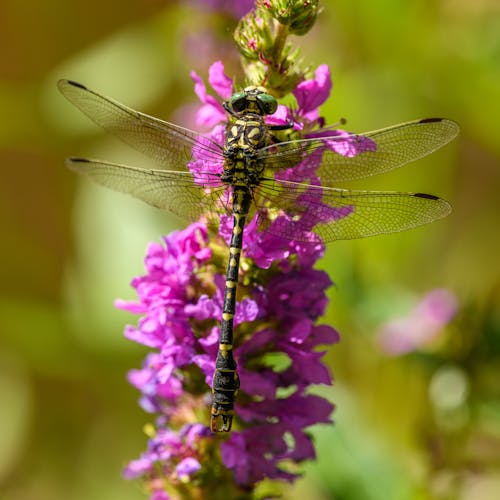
210,187,252,432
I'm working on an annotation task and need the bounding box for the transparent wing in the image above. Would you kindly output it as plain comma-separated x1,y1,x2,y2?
259,118,459,184
58,80,224,169
255,178,451,242
66,157,231,221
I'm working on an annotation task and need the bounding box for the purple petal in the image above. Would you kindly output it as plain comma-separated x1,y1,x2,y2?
277,347,332,386
220,432,247,468
417,288,458,323
123,457,152,479
190,69,227,126
176,457,201,478
324,130,377,157
193,0,254,19
191,70,208,103
114,299,146,314
198,326,219,350
265,104,296,128
234,297,259,324
286,427,316,461
124,324,163,348
185,294,220,320
237,367,278,399
294,64,332,116
150,491,171,500
192,353,215,381
208,60,233,99
180,423,212,445
308,324,341,347
195,102,227,127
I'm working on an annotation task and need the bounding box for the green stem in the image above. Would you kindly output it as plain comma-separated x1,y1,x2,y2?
264,20,289,84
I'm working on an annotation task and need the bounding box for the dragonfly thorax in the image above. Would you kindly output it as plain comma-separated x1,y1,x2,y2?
221,88,278,188
222,112,270,187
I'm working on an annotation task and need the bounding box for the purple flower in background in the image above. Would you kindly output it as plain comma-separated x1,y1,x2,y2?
190,0,254,18
378,289,458,355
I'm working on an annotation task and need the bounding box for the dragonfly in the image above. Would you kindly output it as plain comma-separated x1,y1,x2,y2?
58,79,458,432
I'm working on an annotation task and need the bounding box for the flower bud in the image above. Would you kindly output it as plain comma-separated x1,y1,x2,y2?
257,0,319,36
234,10,272,60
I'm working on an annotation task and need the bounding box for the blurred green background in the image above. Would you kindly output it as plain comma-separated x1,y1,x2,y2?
1,1,499,499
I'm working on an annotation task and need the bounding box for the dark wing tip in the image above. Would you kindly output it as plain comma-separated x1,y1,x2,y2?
65,157,92,172
418,117,460,140
57,79,87,91
414,192,439,200
67,156,90,163
66,80,87,90
64,156,91,174
419,117,443,124
414,192,452,217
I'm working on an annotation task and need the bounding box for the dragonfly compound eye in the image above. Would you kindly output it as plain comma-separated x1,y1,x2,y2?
229,92,248,113
257,93,278,115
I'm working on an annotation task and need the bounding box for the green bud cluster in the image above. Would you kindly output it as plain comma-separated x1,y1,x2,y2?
259,0,319,35
233,0,321,97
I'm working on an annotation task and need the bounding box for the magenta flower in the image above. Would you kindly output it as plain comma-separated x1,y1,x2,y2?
191,61,232,128
291,63,332,128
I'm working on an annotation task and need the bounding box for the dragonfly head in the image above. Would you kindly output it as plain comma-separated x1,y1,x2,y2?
228,87,278,116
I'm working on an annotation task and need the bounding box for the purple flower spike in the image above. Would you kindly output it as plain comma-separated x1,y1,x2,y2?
120,61,366,496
